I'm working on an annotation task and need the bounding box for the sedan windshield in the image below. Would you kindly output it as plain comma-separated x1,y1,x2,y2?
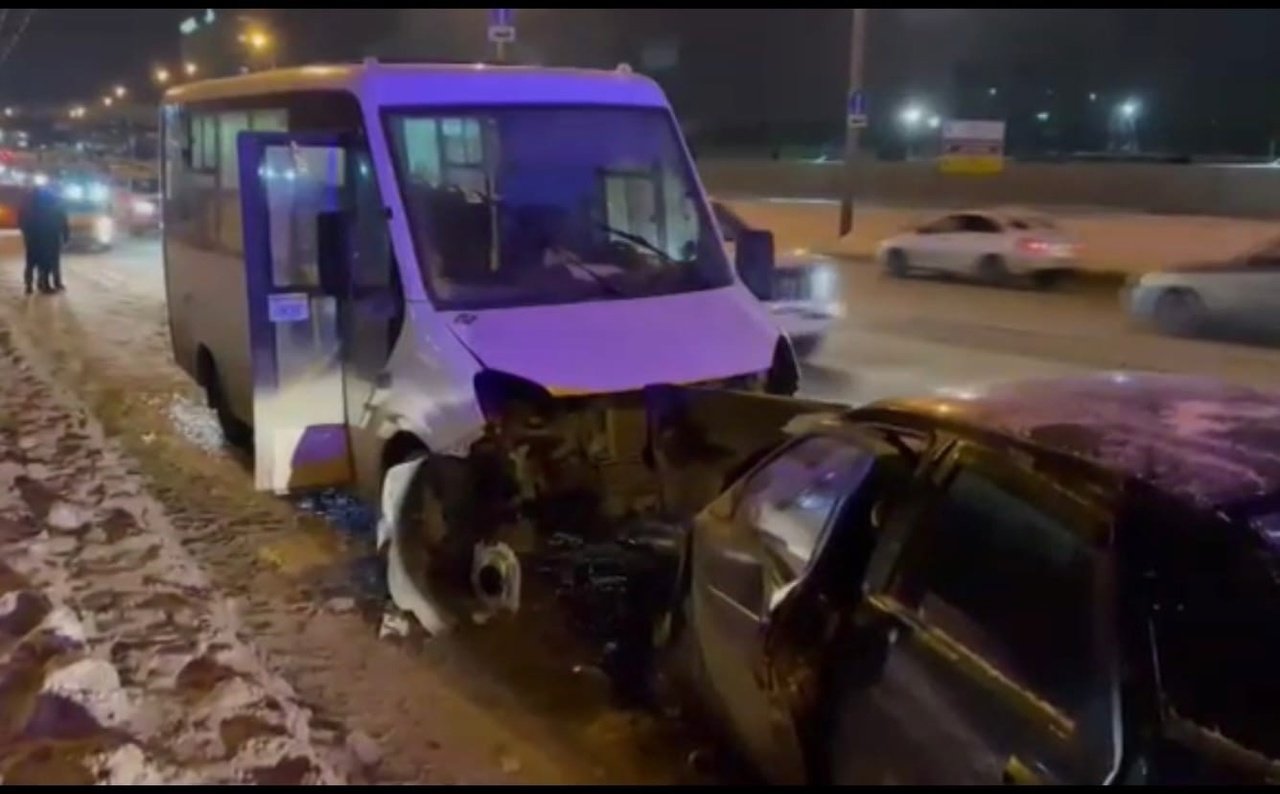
386,106,732,310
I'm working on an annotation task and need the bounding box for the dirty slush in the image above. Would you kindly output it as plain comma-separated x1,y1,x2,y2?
0,325,348,783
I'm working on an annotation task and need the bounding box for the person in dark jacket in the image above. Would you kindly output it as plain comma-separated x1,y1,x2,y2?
18,187,69,294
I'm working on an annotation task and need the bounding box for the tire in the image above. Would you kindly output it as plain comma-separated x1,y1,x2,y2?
1154,289,1206,337
976,254,1010,285
202,364,253,450
884,248,909,278
399,456,485,595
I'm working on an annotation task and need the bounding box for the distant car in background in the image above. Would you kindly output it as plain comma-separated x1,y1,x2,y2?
113,175,161,237
876,209,1077,288
711,200,844,359
55,170,116,253
1126,237,1280,338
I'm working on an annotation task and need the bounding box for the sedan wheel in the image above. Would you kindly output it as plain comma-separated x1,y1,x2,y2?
976,254,1010,285
1154,289,1206,336
885,249,909,278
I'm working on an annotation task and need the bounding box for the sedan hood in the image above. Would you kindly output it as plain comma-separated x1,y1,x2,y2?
444,287,779,395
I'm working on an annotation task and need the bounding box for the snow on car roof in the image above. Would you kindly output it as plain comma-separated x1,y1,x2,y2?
873,373,1280,510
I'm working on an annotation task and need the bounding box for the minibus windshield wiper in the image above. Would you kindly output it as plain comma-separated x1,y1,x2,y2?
557,255,629,298
596,223,679,267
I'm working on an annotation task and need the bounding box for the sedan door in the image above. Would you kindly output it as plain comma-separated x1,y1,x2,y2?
820,441,1122,785
687,431,899,783
903,214,965,271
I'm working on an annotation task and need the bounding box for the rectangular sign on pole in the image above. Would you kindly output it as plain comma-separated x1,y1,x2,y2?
939,119,1005,175
488,8,516,44
846,89,868,129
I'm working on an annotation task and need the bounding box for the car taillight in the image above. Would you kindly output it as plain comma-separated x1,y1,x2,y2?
1017,237,1052,256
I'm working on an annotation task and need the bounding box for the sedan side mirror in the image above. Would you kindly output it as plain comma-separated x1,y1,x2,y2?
736,227,775,301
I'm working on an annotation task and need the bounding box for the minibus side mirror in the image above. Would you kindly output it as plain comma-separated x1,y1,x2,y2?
316,209,349,297
736,227,775,301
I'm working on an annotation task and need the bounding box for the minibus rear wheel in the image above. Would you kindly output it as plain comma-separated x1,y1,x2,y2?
198,350,252,450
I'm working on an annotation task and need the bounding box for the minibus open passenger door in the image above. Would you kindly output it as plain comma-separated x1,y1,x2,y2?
237,131,356,494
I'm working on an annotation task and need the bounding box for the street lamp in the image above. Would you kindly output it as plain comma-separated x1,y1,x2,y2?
239,28,276,69
103,96,114,107
1036,111,1050,123
113,85,126,99
3,107,14,118
184,61,198,77
1119,99,1140,119
247,30,270,50
154,67,170,84
899,105,924,129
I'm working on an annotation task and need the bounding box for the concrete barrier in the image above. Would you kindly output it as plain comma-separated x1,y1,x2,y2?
701,159,1280,219
726,199,1280,278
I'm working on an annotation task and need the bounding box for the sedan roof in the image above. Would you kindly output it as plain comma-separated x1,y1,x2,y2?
865,373,1280,511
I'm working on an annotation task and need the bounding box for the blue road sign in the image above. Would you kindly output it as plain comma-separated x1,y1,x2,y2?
847,89,868,128
488,8,516,44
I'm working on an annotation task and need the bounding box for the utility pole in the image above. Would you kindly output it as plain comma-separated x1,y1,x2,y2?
838,8,867,237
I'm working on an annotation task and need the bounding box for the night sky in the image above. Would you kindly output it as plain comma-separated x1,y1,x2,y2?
2,9,1278,153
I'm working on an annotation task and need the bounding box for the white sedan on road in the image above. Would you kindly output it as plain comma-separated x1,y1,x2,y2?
1126,238,1280,338
876,209,1077,288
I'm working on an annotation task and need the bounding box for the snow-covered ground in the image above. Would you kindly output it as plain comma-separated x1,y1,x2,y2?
0,325,351,784
725,198,1280,275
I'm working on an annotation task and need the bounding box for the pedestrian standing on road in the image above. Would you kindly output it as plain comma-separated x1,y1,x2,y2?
18,187,69,295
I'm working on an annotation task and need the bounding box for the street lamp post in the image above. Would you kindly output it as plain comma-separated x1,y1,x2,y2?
838,8,867,238
837,9,868,237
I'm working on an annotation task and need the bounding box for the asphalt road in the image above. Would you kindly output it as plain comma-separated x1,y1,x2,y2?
802,260,1280,404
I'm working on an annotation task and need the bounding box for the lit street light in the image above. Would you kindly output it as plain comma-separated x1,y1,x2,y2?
927,115,941,130
239,28,276,69
184,61,198,77
3,107,14,118
899,105,924,129
103,96,114,107
113,85,127,99
1036,111,1051,123
241,29,272,52
1119,99,1140,119
988,86,998,97
1089,92,1098,102
154,67,170,84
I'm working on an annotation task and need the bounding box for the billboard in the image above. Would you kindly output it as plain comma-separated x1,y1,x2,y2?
939,119,1005,175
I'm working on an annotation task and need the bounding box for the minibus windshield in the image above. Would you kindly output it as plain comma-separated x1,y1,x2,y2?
386,105,733,310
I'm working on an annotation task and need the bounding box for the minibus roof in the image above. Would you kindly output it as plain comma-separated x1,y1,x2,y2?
165,62,668,109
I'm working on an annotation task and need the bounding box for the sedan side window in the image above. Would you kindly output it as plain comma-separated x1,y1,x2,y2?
916,215,963,235
883,460,1118,779
737,436,879,587
958,214,1002,233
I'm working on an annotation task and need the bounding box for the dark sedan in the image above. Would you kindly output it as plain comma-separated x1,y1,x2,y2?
647,374,1280,785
